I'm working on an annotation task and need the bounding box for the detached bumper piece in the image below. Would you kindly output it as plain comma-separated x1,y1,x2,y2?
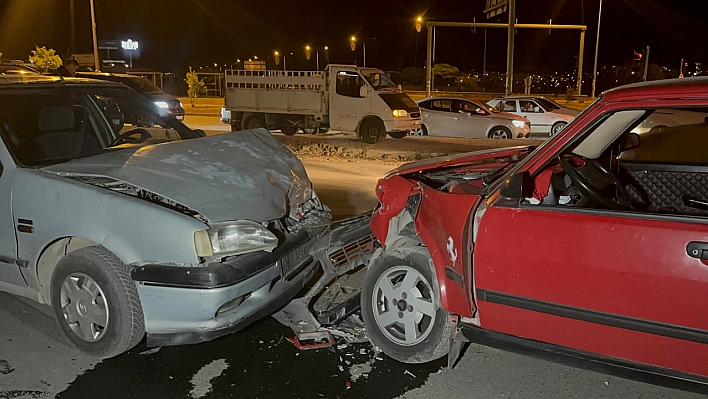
272,213,376,343
288,331,336,350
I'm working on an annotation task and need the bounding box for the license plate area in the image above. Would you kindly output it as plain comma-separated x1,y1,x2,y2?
280,240,314,280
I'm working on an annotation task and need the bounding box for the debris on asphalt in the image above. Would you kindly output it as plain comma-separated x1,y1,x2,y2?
139,347,161,355
288,331,336,350
404,370,417,378
189,359,229,399
0,359,15,375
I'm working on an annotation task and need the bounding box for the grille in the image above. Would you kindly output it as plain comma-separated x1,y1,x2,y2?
410,112,421,119
329,234,376,266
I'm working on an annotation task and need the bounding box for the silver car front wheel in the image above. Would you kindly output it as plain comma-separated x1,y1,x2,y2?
60,273,110,342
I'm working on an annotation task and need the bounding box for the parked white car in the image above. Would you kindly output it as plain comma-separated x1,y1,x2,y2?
414,97,530,139
487,96,579,136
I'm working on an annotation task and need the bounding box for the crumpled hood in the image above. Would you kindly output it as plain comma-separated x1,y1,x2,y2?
41,129,312,224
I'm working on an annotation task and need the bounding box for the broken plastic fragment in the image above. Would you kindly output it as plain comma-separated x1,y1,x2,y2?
403,370,417,378
139,347,161,355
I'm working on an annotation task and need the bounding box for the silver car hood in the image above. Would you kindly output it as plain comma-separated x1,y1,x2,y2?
41,129,311,224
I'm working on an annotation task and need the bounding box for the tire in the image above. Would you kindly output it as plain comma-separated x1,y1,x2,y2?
360,118,386,144
51,246,145,358
280,126,298,136
410,124,429,136
230,121,241,131
388,131,408,139
244,115,265,130
488,126,512,139
551,122,567,136
361,247,452,364
318,127,330,134
302,128,318,134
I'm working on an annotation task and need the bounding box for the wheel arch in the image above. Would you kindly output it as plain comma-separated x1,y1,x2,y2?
355,114,385,138
35,236,99,305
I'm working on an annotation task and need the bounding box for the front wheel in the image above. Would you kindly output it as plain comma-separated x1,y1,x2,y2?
361,247,452,364
360,118,386,144
51,246,145,358
280,126,298,136
244,115,265,130
488,126,512,139
388,131,408,139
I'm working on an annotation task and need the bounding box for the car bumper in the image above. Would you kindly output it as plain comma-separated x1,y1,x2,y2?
513,124,531,139
385,118,422,132
132,229,319,346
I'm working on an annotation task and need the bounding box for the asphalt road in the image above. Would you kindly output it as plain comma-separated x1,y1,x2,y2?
1,123,706,398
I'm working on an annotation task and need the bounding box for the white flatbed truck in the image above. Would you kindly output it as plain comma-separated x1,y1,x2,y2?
220,64,422,143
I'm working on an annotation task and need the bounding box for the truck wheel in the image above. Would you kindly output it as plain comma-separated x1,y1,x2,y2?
361,247,452,364
360,118,386,144
318,127,330,134
244,116,265,130
51,246,145,358
388,131,408,139
230,121,241,131
280,126,298,136
488,126,512,139
302,128,318,134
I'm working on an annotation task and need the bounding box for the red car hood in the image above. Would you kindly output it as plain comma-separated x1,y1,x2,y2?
387,146,534,176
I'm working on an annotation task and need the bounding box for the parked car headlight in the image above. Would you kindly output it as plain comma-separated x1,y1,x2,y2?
154,101,170,109
512,120,527,128
392,109,408,117
194,221,278,257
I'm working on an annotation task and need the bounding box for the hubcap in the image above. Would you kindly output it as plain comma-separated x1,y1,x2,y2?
372,266,436,346
553,124,565,135
60,273,109,342
491,129,508,139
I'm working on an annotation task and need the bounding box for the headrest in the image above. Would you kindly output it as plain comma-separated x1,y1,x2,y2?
39,106,75,132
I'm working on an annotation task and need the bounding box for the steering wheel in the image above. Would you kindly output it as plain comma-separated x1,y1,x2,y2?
110,128,151,147
558,154,632,210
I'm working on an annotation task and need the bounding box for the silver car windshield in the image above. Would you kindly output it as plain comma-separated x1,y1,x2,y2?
0,85,197,167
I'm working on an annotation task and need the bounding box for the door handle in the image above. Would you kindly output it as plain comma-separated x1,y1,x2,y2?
686,241,708,260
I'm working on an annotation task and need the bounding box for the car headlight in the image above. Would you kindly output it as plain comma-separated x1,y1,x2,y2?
392,109,408,117
512,120,527,128
154,101,170,109
194,221,278,257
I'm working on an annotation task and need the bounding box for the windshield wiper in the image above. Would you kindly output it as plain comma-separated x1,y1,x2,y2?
483,162,515,186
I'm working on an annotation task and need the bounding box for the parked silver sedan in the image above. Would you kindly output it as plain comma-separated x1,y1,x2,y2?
414,97,530,139
487,96,579,136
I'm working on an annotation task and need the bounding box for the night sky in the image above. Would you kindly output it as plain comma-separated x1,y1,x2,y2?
1,0,707,73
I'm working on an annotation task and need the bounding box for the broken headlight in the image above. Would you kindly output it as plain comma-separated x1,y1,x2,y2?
194,221,278,257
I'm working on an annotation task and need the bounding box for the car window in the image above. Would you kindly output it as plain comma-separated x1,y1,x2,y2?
418,100,432,110
519,100,543,113
335,71,364,98
125,77,163,94
492,102,505,112
534,98,561,111
502,100,517,112
0,86,197,167
431,99,452,112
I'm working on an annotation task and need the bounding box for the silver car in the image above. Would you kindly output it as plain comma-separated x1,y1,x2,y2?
0,75,330,357
487,96,579,136
414,97,530,139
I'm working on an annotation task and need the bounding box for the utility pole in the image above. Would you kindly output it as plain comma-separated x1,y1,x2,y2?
70,0,76,55
642,45,650,81
89,0,100,71
591,0,602,98
505,0,516,95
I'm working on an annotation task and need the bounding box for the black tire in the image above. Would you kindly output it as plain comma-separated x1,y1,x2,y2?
488,126,512,139
388,131,408,139
361,247,452,364
244,115,265,130
551,122,567,136
280,126,298,136
51,246,145,358
421,124,429,136
360,118,386,144
318,127,330,134
230,121,241,131
302,127,318,134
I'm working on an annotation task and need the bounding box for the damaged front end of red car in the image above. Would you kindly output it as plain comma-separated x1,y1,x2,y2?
364,146,534,366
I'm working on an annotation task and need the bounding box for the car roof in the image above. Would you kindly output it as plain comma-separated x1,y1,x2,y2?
602,76,708,102
418,96,482,103
77,72,142,79
0,75,127,88
490,96,549,101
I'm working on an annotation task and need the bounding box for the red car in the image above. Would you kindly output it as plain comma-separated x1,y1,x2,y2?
362,77,708,385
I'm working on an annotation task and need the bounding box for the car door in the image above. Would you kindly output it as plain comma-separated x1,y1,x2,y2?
473,102,708,378
0,139,26,290
455,100,491,138
422,99,456,136
330,70,371,131
518,99,549,134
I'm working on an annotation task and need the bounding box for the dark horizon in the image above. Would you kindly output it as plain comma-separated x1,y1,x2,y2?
1,0,707,74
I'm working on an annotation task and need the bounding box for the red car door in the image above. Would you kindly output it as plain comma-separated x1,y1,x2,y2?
473,105,708,379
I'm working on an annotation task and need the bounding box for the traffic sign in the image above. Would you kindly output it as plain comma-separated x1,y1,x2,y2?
484,0,508,18
98,39,118,50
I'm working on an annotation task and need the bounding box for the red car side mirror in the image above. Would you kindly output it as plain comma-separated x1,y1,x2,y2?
500,171,534,199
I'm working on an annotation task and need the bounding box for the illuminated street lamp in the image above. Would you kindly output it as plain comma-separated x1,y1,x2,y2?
274,50,286,70
350,35,368,67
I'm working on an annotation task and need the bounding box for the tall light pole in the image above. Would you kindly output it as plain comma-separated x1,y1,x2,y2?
70,0,76,55
591,0,603,98
505,0,516,95
89,0,100,71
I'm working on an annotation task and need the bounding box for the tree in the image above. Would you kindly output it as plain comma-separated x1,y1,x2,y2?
185,67,207,107
433,63,460,89
29,46,62,73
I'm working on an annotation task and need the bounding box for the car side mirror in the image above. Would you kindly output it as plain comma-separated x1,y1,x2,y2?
621,132,641,151
359,85,369,98
500,171,534,199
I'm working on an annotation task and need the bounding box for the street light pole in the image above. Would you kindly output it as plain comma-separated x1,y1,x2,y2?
363,42,366,67
70,0,76,55
89,0,100,71
505,0,516,95
591,0,602,98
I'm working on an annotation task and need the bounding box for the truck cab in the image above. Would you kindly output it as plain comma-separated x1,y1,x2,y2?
222,64,422,143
